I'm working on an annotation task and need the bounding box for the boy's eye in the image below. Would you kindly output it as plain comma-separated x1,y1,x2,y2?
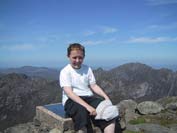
73,57,83,60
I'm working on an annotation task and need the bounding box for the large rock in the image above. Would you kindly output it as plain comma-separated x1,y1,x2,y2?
166,103,177,111
137,101,164,115
4,122,38,133
126,123,176,133
157,96,177,111
117,99,139,124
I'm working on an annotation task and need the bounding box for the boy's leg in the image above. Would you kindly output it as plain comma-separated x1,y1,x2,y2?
77,127,87,133
64,98,93,132
86,97,114,132
104,122,115,133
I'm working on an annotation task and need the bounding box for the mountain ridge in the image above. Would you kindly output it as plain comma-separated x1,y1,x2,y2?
0,66,60,81
0,73,61,131
93,62,177,103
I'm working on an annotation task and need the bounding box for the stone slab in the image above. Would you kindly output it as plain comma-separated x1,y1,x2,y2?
35,103,74,132
35,103,101,133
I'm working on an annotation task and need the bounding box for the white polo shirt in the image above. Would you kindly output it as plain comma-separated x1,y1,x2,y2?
59,64,96,105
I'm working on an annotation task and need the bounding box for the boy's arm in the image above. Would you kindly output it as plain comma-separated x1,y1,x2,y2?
63,86,97,116
89,84,110,100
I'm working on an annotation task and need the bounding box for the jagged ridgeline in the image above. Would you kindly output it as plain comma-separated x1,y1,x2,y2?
0,73,62,131
94,63,177,103
0,62,177,131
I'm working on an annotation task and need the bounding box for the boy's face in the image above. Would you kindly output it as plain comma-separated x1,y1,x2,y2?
68,50,84,69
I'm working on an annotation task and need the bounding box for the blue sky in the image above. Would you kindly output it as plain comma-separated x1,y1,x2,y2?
0,0,177,69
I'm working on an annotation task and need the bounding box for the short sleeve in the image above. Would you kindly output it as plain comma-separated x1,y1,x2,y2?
59,69,71,88
88,67,96,85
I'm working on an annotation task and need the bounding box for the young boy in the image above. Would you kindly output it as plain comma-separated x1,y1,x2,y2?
59,43,116,133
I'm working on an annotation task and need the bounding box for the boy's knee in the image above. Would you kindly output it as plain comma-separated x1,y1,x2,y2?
75,104,88,119
76,104,87,113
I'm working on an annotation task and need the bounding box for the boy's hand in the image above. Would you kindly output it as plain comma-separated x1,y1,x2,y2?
87,106,97,116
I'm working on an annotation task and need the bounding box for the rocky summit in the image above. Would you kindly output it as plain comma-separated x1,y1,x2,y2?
3,96,177,133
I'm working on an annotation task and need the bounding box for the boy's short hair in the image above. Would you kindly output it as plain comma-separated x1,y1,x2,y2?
67,43,85,57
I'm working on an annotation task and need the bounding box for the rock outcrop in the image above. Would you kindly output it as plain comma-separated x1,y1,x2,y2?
3,96,177,133
117,96,177,133
136,101,164,115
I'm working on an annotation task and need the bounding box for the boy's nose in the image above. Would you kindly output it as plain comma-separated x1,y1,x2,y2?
76,58,80,62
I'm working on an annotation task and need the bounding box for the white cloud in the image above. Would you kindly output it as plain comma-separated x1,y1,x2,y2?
127,36,177,43
83,31,97,36
147,22,177,30
83,26,118,36
146,0,177,5
0,44,35,51
101,26,118,34
82,38,116,45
